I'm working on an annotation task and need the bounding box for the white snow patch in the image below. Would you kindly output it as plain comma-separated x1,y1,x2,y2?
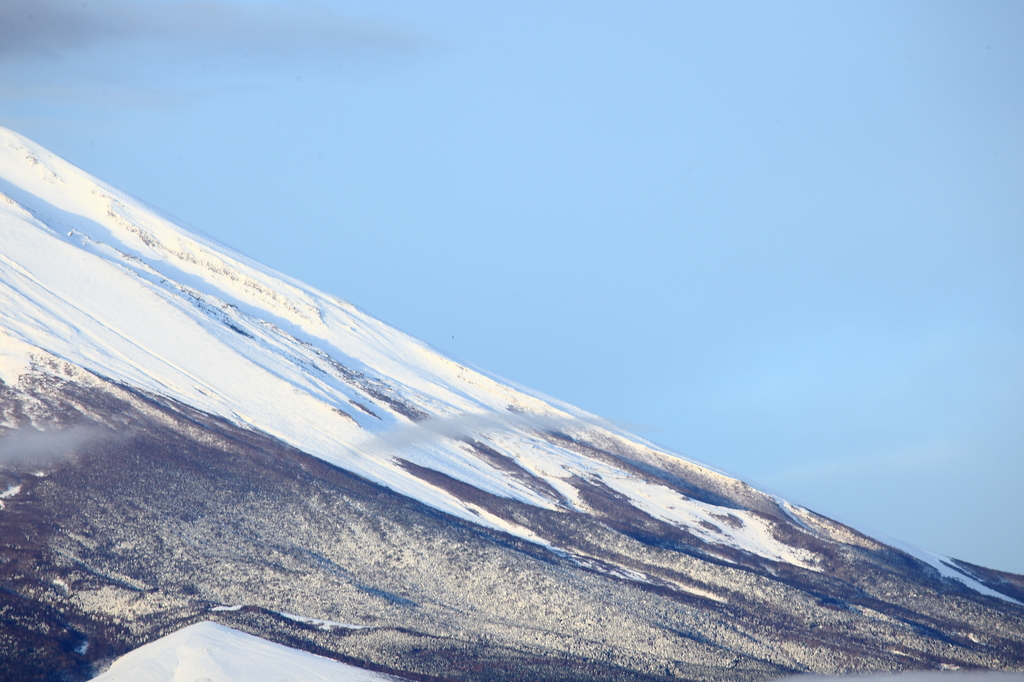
90,621,404,681
597,473,820,569
278,612,369,631
890,540,1022,605
0,331,34,385
210,604,245,612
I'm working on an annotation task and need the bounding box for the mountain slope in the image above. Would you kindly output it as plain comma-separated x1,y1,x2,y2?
0,126,786,550
0,127,894,579
1,127,1023,681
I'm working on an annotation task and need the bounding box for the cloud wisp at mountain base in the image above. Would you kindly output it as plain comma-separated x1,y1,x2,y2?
0,426,109,470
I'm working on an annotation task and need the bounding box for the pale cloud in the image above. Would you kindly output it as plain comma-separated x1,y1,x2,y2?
0,0,423,108
0,1,420,62
0,426,109,469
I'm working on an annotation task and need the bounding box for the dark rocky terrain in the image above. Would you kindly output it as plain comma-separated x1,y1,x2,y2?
2,356,1023,681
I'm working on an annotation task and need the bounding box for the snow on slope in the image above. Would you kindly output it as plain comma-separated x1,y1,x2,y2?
0,126,995,586
91,621,404,682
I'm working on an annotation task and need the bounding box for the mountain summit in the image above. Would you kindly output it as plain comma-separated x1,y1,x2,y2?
1,127,1022,681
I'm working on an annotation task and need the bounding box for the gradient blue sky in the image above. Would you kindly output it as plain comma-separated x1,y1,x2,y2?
2,1,1022,573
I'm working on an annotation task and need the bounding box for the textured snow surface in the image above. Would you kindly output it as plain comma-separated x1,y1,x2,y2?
888,540,1024,606
0,126,1004,594
90,621,403,681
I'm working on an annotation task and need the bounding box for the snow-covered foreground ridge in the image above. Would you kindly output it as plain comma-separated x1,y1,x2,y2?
91,621,403,682
0,127,1003,596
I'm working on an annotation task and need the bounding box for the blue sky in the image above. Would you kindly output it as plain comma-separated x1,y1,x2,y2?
2,0,1022,573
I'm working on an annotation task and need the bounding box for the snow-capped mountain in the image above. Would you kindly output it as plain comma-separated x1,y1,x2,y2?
1,127,1023,681
1,126,841,570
